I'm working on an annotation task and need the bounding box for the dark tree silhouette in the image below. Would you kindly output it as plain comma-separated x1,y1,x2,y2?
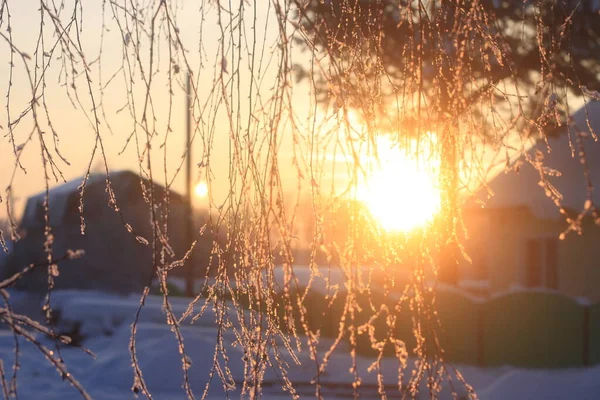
296,0,600,128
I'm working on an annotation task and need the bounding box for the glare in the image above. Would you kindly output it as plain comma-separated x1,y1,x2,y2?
194,181,209,198
356,136,441,233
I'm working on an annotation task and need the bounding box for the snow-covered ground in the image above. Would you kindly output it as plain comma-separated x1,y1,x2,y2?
1,290,599,399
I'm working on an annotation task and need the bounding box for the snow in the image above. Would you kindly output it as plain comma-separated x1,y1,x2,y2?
1,289,599,399
437,281,594,305
272,265,348,295
478,367,600,400
163,266,354,296
476,100,600,220
23,175,90,228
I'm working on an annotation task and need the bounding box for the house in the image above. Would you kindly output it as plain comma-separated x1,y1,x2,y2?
461,101,600,302
4,170,215,294
0,237,12,277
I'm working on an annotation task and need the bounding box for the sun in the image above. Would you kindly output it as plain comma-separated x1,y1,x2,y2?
355,136,441,233
194,181,209,198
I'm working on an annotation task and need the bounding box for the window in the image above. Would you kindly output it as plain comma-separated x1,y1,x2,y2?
524,238,558,289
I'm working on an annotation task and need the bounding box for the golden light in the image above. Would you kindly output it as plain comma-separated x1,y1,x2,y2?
356,136,441,233
194,181,209,198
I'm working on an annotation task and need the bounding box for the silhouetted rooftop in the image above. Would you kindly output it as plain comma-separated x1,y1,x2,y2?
476,101,600,219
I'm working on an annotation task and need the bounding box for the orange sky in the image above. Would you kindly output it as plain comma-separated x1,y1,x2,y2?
0,0,320,220
0,0,562,226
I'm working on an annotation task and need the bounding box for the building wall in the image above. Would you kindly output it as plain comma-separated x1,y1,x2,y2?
462,207,600,302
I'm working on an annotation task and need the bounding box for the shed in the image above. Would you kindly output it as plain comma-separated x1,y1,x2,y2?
5,170,214,294
460,100,600,301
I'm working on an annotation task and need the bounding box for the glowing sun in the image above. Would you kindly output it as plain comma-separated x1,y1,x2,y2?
194,181,209,198
356,136,441,233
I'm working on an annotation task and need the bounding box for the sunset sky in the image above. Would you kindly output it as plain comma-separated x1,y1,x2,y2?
0,1,306,217
0,0,557,232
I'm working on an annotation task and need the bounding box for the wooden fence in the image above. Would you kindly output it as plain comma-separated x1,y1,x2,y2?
297,289,596,368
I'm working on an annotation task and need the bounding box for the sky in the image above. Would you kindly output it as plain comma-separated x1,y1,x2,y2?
0,0,590,228
0,0,324,220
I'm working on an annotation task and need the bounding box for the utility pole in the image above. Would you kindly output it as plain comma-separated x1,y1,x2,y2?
185,72,194,297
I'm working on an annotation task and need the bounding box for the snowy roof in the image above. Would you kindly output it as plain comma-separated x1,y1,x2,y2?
22,170,183,227
23,173,104,227
476,101,600,219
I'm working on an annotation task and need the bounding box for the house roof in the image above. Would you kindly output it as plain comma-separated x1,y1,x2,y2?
474,101,600,219
22,170,184,227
